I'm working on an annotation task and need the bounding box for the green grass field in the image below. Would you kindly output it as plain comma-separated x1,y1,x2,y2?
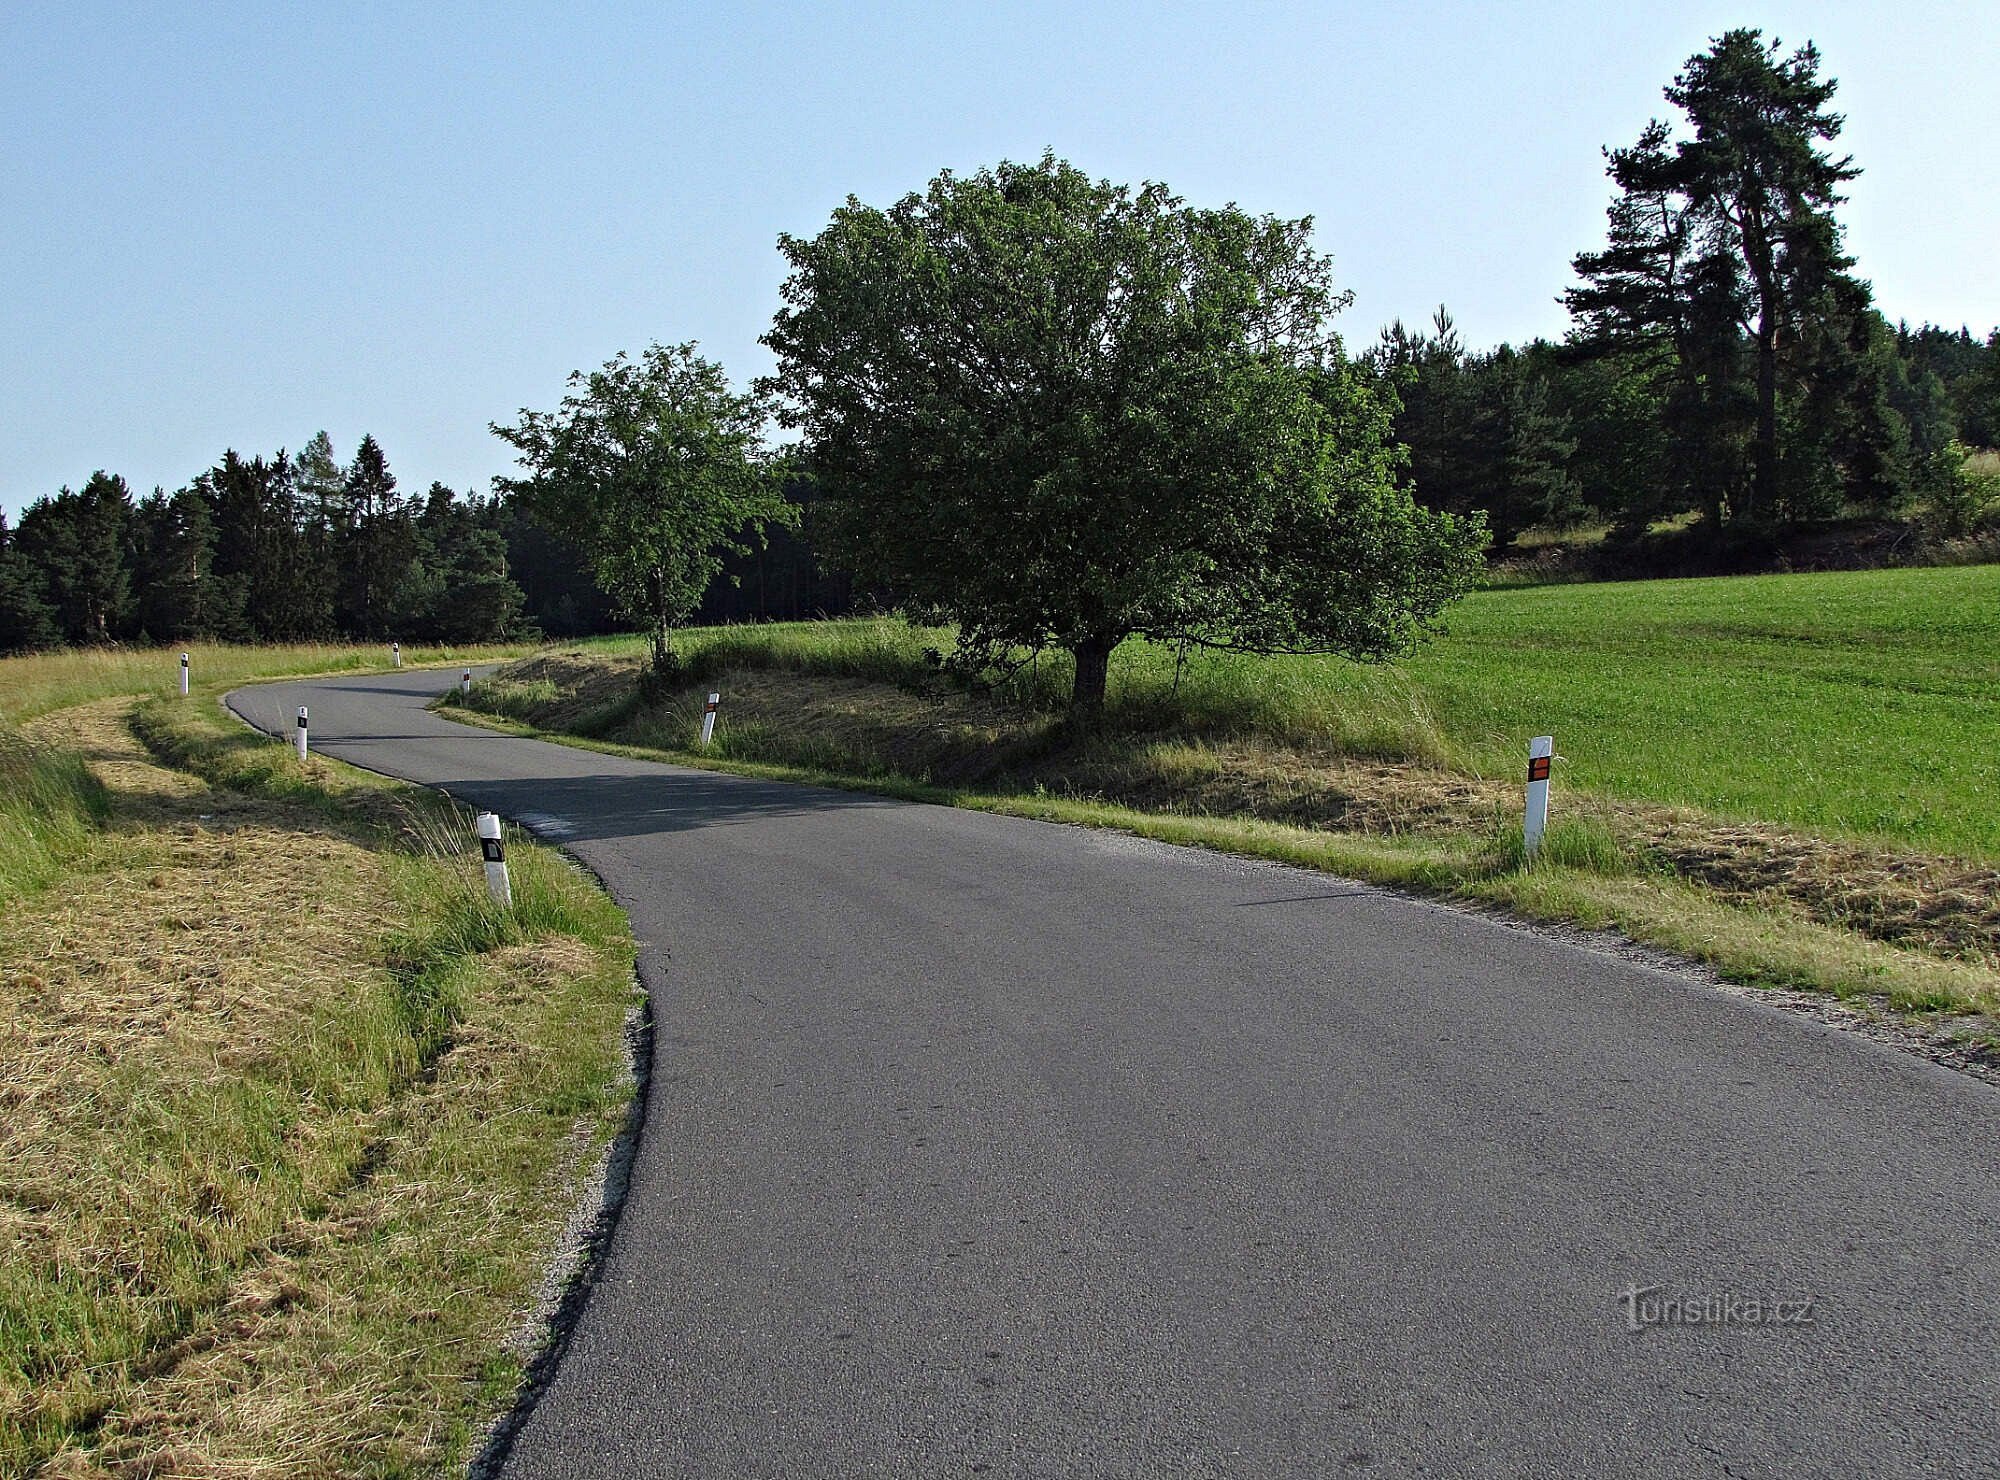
1404,566,2000,857
565,563,2000,861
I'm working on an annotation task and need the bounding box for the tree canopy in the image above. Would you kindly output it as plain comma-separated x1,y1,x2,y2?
763,153,1486,712
1567,28,1898,528
492,343,791,670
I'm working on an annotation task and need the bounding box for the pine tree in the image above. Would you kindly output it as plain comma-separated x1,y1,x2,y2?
338,435,416,637
0,514,59,652
292,430,345,634
1570,30,1882,530
14,473,135,643
132,486,219,639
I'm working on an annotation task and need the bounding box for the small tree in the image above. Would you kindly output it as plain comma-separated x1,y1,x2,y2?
492,343,789,671
1923,441,2000,537
764,154,1485,714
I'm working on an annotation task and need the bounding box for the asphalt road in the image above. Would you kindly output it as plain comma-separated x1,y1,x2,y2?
229,668,2000,1478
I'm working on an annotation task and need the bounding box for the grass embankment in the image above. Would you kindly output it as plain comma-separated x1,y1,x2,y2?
1,659,637,1476
453,564,2000,1021
0,642,533,730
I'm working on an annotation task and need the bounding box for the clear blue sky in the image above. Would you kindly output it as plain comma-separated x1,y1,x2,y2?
4,1,1994,515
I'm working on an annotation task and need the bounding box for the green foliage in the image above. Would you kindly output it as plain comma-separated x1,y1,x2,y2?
12,472,134,643
1975,329,2000,446
336,433,412,636
1921,440,2000,536
1371,311,1583,547
764,152,1486,712
1567,28,1904,529
3,432,530,654
492,342,790,671
130,485,218,639
0,516,59,651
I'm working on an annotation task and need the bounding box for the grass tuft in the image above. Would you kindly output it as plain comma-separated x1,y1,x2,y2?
1492,817,1632,876
0,729,109,905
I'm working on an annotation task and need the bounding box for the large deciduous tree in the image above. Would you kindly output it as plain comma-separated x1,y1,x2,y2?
492,343,790,671
763,154,1485,715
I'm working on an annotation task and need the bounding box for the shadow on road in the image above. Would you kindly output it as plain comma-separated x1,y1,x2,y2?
428,768,902,842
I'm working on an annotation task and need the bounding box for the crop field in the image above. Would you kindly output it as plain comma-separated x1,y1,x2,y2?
569,562,2000,862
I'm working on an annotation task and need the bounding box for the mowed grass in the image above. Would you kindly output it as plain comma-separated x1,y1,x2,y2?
1,667,638,1473
0,640,531,728
571,563,2000,860
1402,566,2000,857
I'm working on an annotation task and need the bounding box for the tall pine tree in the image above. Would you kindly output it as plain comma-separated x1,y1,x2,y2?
1570,30,1894,529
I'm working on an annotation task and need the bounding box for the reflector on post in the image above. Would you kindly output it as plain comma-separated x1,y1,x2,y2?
477,811,512,908
1524,734,1553,861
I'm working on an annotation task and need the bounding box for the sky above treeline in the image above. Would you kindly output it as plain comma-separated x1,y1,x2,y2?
4,0,1994,515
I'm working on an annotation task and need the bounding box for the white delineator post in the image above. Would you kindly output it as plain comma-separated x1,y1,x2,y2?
179,652,190,696
699,692,720,748
1523,734,1554,862
295,705,310,761
391,642,402,668
461,669,472,696
477,812,512,908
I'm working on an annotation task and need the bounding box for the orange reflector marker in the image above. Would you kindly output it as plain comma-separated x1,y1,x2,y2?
1524,735,1554,861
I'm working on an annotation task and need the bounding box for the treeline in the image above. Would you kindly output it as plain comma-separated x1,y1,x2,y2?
1372,32,2000,555
0,430,848,655
1,433,521,651
1372,312,1999,549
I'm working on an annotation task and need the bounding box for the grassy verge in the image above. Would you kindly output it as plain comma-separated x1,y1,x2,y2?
0,641,533,729
0,732,109,906
446,574,2000,1023
549,564,2000,859
2,678,638,1475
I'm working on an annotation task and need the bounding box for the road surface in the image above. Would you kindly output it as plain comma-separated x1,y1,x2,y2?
229,668,2000,1478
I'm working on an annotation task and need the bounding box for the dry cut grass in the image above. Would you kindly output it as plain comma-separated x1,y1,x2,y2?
1,698,636,1477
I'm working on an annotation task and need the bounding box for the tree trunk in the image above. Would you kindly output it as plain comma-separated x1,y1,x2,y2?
1751,306,1779,526
1069,633,1116,718
650,613,672,673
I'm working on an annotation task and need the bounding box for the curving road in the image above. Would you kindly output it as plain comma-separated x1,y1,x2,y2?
229,667,2000,1479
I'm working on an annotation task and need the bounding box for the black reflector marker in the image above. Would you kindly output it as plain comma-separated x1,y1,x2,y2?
477,812,512,908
